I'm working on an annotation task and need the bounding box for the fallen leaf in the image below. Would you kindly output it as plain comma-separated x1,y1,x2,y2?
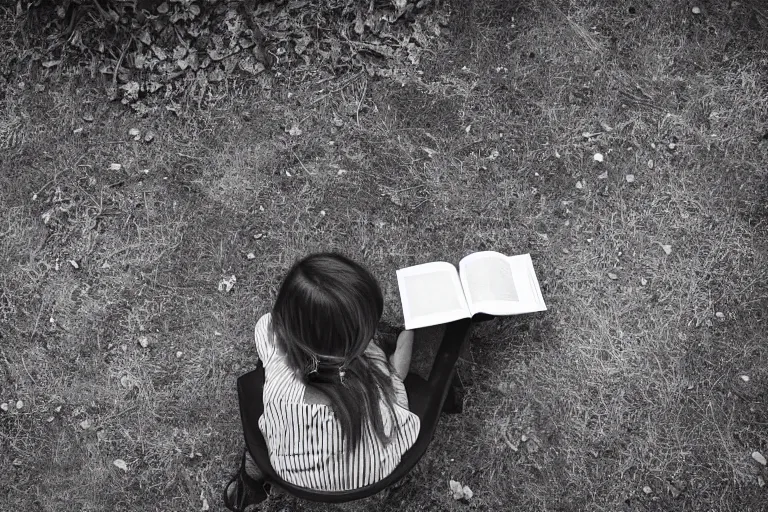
752,451,767,466
593,153,604,162
598,171,608,179
625,174,635,183
120,375,131,388
464,124,472,133
758,476,765,488
46,416,54,422
661,244,672,255
42,60,62,68
73,127,83,135
157,2,169,14
600,121,613,132
55,405,62,413
253,233,264,240
138,31,151,46
0,403,7,412
218,275,237,293
12,458,22,467
82,113,94,122
608,272,618,280
520,434,528,442
113,458,129,471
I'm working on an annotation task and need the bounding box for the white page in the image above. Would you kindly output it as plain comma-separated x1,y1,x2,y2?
458,252,546,316
396,262,471,330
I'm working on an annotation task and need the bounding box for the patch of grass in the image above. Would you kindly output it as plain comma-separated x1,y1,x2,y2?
2,0,767,511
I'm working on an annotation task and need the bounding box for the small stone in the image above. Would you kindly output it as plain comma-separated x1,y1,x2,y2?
575,181,584,189
520,435,528,442
253,233,264,240
0,403,8,411
715,312,724,319
109,163,122,171
643,485,652,494
598,171,608,180
128,128,140,137
651,143,657,149
758,476,765,487
55,405,62,413
752,451,767,465
214,331,222,336
12,458,22,467
80,418,91,430
246,252,256,260
144,132,155,143
82,113,94,122
336,169,348,176
15,400,23,410
625,174,635,183
113,458,129,472
608,272,618,280
640,278,648,286
740,375,749,382
593,153,604,162
138,335,149,348
661,244,672,255
73,127,84,135
46,416,55,422
69,259,79,269
647,159,654,169
120,375,131,388
175,351,183,358
320,210,326,217
692,7,701,14
668,142,676,150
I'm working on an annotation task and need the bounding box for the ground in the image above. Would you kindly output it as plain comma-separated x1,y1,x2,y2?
1,0,768,511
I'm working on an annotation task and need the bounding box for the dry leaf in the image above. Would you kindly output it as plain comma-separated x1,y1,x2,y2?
82,113,94,122
598,171,608,179
113,458,129,471
218,275,237,293
640,277,648,286
449,480,473,500
247,252,256,260
661,244,672,254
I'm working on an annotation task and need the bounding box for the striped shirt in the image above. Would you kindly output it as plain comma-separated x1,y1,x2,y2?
254,314,421,491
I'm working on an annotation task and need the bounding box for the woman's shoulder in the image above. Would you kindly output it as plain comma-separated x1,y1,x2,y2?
254,312,277,363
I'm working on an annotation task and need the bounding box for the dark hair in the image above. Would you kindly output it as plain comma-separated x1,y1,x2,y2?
270,252,397,450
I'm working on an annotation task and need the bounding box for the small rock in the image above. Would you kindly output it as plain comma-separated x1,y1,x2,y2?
715,312,725,319
651,142,656,149
214,331,222,336
80,418,91,430
138,336,150,348
692,7,701,14
661,244,672,255
668,142,676,150
55,405,62,413
0,403,7,412
144,132,155,143
758,476,765,487
73,127,83,135
640,278,648,286
246,252,256,260
647,159,654,169
669,483,681,498
128,128,140,138
752,451,767,466
608,272,618,280
46,416,55,422
643,485,652,494
336,169,348,176
576,181,584,189
520,434,528,442
69,259,79,269
625,174,635,183
109,163,122,171
593,153,604,162
113,458,129,472
82,113,94,122
120,375,131,388
598,171,608,180
12,458,22,467
740,375,750,382
15,400,23,410
320,210,326,217
175,351,183,358
253,233,264,240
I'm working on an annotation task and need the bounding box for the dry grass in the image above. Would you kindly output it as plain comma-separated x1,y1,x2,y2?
2,0,767,511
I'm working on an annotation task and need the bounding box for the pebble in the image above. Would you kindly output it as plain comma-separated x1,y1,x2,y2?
740,375,750,382
593,153,604,162
16,400,24,410
643,486,652,494
138,336,149,348
0,403,8,411
752,451,767,466
246,252,256,260
626,174,635,183
176,351,183,358
692,7,701,14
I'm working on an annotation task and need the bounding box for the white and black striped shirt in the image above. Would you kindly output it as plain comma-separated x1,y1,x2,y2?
254,314,421,491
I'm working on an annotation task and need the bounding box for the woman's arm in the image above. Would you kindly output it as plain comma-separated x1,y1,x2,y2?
389,330,414,381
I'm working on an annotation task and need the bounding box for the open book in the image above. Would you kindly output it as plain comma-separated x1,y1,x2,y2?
396,252,546,330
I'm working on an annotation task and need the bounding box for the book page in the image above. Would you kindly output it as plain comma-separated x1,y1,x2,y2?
458,252,546,316
396,262,471,330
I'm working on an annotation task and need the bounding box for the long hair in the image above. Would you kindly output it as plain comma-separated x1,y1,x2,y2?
270,252,397,450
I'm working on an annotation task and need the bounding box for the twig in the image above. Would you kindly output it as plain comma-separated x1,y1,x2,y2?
111,35,133,89
289,148,316,175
